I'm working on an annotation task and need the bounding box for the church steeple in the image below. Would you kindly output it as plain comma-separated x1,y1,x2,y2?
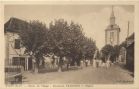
105,5,120,46
110,6,115,25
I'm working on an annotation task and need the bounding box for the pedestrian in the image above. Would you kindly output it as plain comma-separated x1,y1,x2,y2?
44,55,51,69
102,62,106,67
85,60,88,67
93,50,99,68
32,56,36,73
106,59,111,68
80,60,84,69
93,59,97,68
98,59,102,67
96,60,99,68
106,54,111,68
99,51,103,67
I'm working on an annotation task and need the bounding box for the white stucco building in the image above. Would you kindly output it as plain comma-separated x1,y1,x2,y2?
5,17,32,71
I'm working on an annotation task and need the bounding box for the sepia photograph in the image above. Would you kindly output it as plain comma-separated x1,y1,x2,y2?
1,1,138,88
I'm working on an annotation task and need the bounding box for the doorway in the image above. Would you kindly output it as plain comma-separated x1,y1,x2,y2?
28,57,32,70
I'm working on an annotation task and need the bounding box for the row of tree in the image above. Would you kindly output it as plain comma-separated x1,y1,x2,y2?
18,19,97,72
101,44,120,63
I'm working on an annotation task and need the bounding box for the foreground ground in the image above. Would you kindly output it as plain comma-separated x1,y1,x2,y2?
22,64,133,84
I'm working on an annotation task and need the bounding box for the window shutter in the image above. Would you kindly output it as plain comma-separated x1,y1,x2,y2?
14,39,20,49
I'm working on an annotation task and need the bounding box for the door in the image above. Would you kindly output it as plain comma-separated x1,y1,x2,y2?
20,57,25,70
28,57,32,70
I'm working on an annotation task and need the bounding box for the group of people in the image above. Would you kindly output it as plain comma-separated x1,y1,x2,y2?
80,59,112,69
80,50,113,69
91,50,112,68
92,59,112,68
34,50,113,72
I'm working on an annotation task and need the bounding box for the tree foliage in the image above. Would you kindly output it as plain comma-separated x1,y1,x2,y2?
18,20,49,66
101,44,120,62
19,19,97,68
48,19,97,64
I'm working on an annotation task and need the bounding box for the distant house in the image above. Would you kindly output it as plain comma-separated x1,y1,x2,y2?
119,33,134,72
5,17,32,71
118,47,126,64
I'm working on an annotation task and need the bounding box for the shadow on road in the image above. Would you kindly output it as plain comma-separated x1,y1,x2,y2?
115,63,134,77
38,66,80,73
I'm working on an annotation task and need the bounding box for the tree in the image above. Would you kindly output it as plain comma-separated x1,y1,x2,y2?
113,45,120,62
84,38,96,58
101,44,114,62
48,19,97,70
18,18,97,72
82,38,97,65
101,44,120,63
48,19,71,71
18,20,49,72
67,21,86,66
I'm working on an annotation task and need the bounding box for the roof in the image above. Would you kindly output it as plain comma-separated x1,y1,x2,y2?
126,33,134,47
119,33,134,48
110,6,115,18
127,41,134,48
4,17,29,33
127,33,134,40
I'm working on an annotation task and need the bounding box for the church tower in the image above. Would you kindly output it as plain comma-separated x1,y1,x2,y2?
105,6,120,46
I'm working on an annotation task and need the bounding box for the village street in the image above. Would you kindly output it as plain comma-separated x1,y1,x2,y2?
4,5,135,87
22,64,133,84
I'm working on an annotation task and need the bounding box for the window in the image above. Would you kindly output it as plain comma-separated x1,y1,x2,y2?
111,25,113,28
110,32,114,44
12,57,20,65
12,57,25,70
14,39,20,49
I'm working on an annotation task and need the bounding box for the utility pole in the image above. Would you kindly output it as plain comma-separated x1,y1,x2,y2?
127,21,130,38
125,21,130,65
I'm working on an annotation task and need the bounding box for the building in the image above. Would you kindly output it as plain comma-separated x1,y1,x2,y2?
5,17,32,71
126,33,134,72
105,7,120,46
118,33,134,72
118,47,126,64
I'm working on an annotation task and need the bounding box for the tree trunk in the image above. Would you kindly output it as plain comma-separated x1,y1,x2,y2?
58,60,62,72
67,63,69,70
58,65,62,72
31,55,39,73
32,58,35,72
58,56,63,72
34,63,39,73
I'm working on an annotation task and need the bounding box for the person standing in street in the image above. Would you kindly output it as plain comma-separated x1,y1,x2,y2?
93,50,99,68
80,60,84,69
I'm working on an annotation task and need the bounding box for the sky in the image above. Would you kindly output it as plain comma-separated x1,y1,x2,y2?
4,5,134,49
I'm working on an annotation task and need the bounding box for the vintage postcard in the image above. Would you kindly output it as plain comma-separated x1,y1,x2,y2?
0,0,139,89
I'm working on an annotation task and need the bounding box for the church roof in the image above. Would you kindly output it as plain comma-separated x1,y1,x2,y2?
110,6,115,18
105,6,120,31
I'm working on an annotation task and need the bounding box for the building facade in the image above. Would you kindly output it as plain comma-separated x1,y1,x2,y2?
5,18,32,71
118,47,126,64
126,33,134,72
105,7,120,46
